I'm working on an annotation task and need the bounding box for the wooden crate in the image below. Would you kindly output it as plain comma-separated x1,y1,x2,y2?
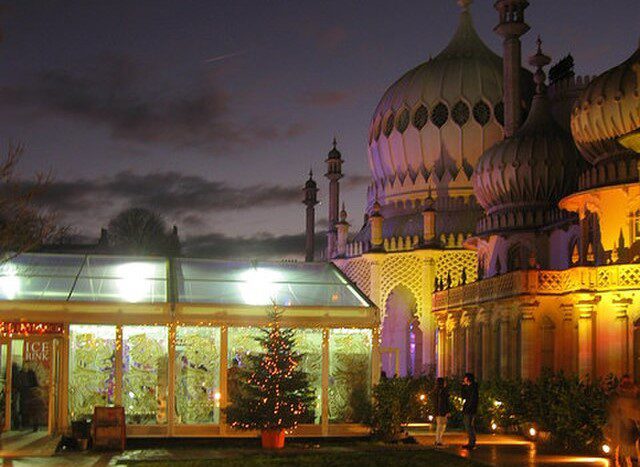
92,406,125,451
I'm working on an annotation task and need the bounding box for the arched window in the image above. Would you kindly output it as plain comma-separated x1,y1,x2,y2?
507,244,521,272
569,238,579,266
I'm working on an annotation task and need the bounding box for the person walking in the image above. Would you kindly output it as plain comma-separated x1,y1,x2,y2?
605,374,640,467
433,377,450,447
461,373,479,450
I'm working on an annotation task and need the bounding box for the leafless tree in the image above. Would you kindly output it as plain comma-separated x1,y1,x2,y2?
0,144,66,261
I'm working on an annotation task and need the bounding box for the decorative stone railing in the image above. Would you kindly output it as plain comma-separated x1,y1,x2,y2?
432,263,640,311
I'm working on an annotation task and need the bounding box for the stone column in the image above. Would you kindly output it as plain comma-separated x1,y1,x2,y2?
612,298,632,376
478,308,492,381
436,317,447,377
560,303,576,373
461,309,476,374
576,300,598,379
499,312,510,379
519,302,538,380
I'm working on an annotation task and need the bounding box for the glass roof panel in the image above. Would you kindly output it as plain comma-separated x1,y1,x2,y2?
69,256,167,303
0,253,84,301
176,259,369,307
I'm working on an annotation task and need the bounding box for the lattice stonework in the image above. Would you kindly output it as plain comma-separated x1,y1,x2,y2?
436,250,477,286
380,253,426,315
337,257,371,297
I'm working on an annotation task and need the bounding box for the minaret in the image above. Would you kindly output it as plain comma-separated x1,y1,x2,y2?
325,138,343,259
369,200,384,251
336,203,350,258
529,36,551,95
303,170,319,262
422,188,436,245
494,0,530,137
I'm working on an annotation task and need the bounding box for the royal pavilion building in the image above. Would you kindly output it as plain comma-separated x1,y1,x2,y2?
316,0,640,381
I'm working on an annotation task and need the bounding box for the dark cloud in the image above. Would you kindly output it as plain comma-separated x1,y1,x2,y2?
23,170,305,232
0,54,307,151
300,90,351,107
343,174,370,189
184,231,326,260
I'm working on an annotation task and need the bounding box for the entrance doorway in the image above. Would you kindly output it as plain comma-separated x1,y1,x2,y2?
1,337,61,434
380,286,420,377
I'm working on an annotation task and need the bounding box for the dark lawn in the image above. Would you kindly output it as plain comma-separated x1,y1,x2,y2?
118,446,483,466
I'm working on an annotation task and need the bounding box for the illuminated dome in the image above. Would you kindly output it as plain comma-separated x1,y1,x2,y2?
571,46,640,165
367,0,533,204
474,42,581,234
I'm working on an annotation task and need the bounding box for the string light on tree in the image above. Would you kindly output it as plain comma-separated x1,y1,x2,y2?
224,306,314,447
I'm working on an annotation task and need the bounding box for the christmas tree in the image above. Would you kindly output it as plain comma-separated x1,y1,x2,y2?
225,307,314,431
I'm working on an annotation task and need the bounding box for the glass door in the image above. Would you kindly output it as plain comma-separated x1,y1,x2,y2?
0,341,7,432
10,339,24,431
48,338,61,434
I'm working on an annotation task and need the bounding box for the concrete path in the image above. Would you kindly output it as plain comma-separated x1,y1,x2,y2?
0,431,60,458
414,433,610,467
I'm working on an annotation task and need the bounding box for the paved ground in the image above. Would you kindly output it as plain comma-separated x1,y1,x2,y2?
0,431,612,466
413,433,610,467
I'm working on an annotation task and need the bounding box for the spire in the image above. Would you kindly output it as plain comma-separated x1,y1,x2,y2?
457,0,472,11
303,169,319,262
528,36,551,95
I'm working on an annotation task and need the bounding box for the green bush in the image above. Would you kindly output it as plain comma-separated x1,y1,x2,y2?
369,371,616,450
370,376,419,441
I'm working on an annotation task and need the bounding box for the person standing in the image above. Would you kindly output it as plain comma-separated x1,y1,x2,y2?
605,374,640,467
461,373,479,450
433,377,450,447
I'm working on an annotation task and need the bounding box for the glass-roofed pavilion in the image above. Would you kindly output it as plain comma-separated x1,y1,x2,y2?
0,253,379,438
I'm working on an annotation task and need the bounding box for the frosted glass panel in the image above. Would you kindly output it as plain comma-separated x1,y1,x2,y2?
68,325,116,421
122,326,168,425
329,329,372,423
175,326,220,424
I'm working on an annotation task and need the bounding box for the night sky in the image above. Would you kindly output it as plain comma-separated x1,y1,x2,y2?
0,0,637,258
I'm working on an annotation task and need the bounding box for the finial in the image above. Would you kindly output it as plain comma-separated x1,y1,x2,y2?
340,202,347,222
332,136,337,149
528,35,551,94
308,167,313,179
457,0,472,11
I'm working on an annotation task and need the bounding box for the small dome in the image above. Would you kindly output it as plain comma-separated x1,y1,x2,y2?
304,176,317,190
327,138,342,160
571,46,640,165
367,2,533,203
474,44,581,233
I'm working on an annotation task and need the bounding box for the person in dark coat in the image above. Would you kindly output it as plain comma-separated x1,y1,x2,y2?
461,372,479,450
20,368,39,431
433,377,450,447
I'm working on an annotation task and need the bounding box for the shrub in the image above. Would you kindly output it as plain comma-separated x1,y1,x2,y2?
370,376,419,441
369,371,616,450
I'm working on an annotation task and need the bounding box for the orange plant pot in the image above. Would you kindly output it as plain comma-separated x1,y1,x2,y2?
261,429,285,449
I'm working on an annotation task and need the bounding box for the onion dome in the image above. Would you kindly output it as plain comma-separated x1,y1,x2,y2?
367,0,533,203
327,137,342,160
571,46,640,166
473,39,581,234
